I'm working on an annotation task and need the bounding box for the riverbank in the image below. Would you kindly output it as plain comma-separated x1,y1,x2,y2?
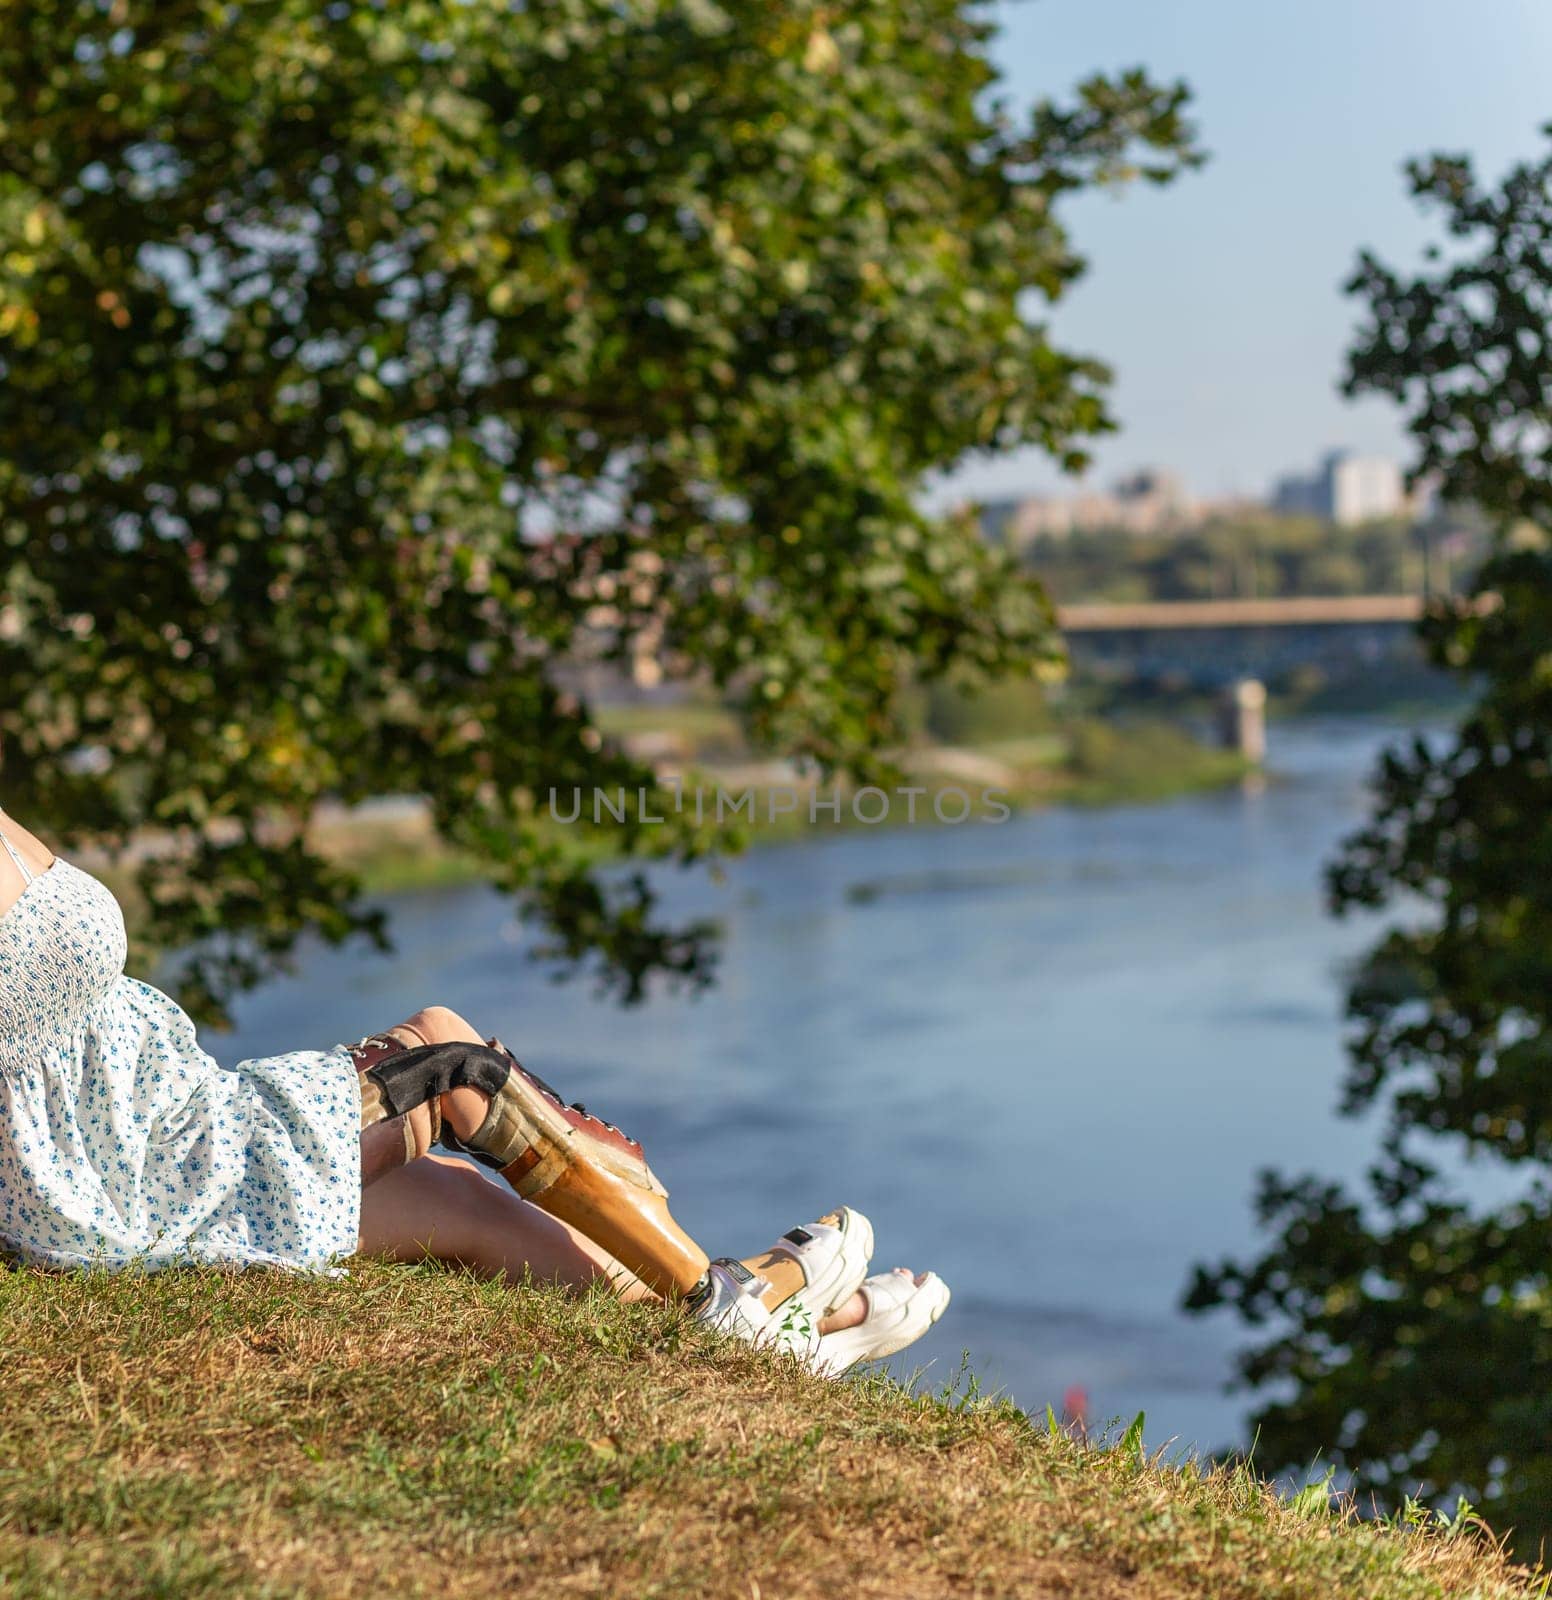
0,1262,1534,1600
312,714,1248,895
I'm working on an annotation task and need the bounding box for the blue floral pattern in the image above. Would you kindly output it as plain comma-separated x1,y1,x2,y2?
0,857,361,1271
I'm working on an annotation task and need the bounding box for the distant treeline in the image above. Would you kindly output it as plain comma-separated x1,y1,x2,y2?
1019,510,1492,605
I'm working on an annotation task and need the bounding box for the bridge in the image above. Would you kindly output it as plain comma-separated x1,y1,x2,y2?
1055,594,1437,633
1050,593,1490,760
1048,591,1493,694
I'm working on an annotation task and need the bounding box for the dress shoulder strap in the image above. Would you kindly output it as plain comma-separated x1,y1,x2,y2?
0,823,35,886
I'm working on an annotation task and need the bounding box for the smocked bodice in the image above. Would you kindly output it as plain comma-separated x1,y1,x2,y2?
0,860,128,1049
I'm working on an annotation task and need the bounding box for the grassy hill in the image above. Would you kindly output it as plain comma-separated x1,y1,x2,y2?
0,1262,1539,1600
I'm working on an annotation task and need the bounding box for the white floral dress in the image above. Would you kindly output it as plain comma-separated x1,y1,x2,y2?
0,829,362,1271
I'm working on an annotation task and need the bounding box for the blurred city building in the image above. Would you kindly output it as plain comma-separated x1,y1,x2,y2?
979,467,1201,549
981,452,1430,553
1268,450,1413,526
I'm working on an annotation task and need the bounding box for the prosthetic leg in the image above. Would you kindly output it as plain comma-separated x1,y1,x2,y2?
348,1033,871,1343
349,1033,709,1297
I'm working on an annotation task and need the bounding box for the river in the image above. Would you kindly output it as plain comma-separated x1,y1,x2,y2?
219,716,1425,1455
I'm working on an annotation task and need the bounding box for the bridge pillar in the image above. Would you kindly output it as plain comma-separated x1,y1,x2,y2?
1218,678,1266,765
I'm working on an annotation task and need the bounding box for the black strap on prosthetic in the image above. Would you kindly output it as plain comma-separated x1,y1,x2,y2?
357,1040,513,1125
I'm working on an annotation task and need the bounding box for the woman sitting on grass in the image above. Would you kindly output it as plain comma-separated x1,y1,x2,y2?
0,806,947,1374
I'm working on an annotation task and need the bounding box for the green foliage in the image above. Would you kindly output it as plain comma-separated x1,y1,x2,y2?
0,0,1200,1020
1186,126,1552,1550
1117,1410,1146,1472
1288,1468,1336,1521
921,677,1055,744
1019,509,1491,605
1063,716,1237,802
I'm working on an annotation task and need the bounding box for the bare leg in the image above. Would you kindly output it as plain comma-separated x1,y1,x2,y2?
359,1152,656,1301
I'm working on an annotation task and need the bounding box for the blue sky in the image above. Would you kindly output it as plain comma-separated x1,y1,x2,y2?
940,0,1552,505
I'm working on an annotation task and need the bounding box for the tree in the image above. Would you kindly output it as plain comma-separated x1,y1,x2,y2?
0,0,1199,1021
1186,127,1552,1549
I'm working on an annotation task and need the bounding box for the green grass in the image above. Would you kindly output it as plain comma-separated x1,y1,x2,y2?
1060,718,1250,806
0,1263,1538,1600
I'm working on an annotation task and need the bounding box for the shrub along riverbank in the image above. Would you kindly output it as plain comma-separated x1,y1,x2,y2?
0,1262,1536,1599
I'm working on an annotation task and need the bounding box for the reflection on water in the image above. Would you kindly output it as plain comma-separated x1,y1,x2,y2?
218,717,1424,1454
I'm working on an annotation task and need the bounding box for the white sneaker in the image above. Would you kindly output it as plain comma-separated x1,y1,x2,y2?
689,1206,875,1365
690,1257,821,1362
810,1269,951,1377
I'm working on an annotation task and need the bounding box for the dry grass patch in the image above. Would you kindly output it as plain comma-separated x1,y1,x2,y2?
0,1263,1541,1599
